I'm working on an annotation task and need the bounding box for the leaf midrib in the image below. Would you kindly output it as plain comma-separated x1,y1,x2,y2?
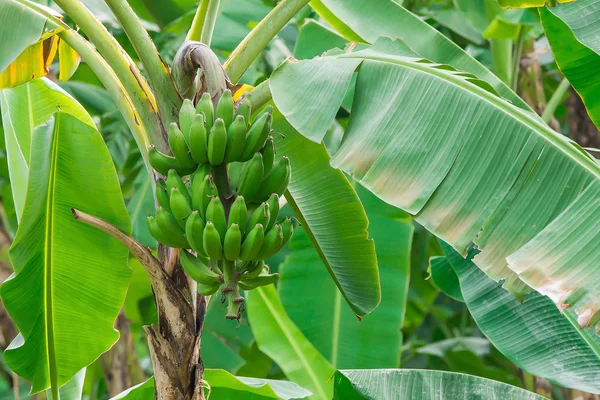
257,288,329,400
44,114,59,397
339,53,600,181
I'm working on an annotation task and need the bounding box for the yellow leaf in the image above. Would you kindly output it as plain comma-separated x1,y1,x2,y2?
58,39,80,82
0,28,61,89
498,0,576,8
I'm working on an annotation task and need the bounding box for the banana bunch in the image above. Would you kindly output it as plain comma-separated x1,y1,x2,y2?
146,90,294,320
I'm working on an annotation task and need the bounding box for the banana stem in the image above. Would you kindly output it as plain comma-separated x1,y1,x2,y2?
241,79,272,113
186,0,221,46
105,0,183,130
222,260,241,319
223,0,310,83
211,164,233,204
52,0,167,151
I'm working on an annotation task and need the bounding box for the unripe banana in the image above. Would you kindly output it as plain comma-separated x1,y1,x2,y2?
240,110,272,161
196,92,214,132
191,163,212,186
185,210,207,257
236,99,251,123
148,145,196,176
180,250,221,284
224,115,247,163
166,169,192,206
256,156,291,201
247,202,270,235
261,137,275,175
255,224,283,260
228,162,244,191
236,153,264,201
170,187,192,228
179,99,196,142
203,221,223,260
215,89,234,128
147,215,189,248
192,174,218,219
208,118,227,165
197,281,222,296
189,113,209,164
155,179,171,213
266,194,280,231
156,207,189,248
242,260,265,280
239,273,280,289
206,196,227,240
168,122,195,168
239,224,264,261
224,223,242,261
228,196,247,233
280,217,294,249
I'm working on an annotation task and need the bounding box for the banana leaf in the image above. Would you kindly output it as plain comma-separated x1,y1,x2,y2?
540,0,600,130
278,185,411,369
442,243,600,393
332,369,545,399
1,77,94,222
1,112,131,394
247,285,335,400
270,36,600,332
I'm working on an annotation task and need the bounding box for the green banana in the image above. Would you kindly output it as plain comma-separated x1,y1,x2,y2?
236,153,264,201
156,208,189,248
189,113,209,164
228,162,244,191
256,156,291,201
180,250,221,284
197,281,222,296
206,196,227,240
147,215,189,248
185,210,207,257
242,260,265,280
170,187,192,228
228,196,247,233
224,223,242,261
191,163,212,186
239,273,280,290
192,174,218,219
239,224,264,261
255,224,283,260
224,115,247,163
179,99,196,142
236,98,251,123
280,217,294,249
240,109,272,161
261,137,275,175
266,194,280,231
168,122,195,168
215,89,234,127
203,221,223,260
166,169,192,206
247,202,270,234
196,92,214,132
155,179,171,213
148,145,196,176
208,118,227,165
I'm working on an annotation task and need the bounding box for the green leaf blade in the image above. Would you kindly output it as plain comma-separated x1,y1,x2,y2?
1,112,131,393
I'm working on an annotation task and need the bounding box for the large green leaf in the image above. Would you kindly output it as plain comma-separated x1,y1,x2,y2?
310,0,528,110
247,285,335,400
1,112,131,393
111,377,154,399
204,369,312,399
332,369,545,399
46,368,85,400
0,0,47,73
272,112,380,318
278,185,411,369
294,19,348,61
0,77,94,221
271,37,600,329
540,1,600,129
443,244,600,393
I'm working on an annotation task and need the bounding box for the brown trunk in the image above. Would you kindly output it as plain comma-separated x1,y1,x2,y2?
566,88,600,148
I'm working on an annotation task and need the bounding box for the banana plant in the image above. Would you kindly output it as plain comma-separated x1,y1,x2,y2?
1,0,600,399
